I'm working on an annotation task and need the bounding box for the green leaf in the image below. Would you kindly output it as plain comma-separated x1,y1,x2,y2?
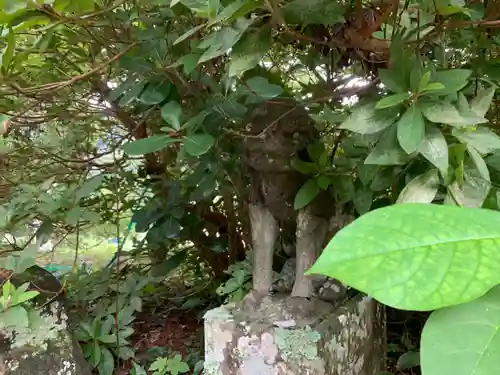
448,158,491,208
161,101,182,130
162,216,182,239
177,53,202,75
65,207,83,226
1,29,16,70
375,93,410,109
98,334,117,344
281,0,345,25
485,149,500,172
294,179,320,210
397,103,425,153
453,127,500,154
97,346,114,375
150,357,167,372
198,18,253,63
74,327,92,342
118,82,146,107
183,134,215,156
123,135,178,156
420,100,487,126
378,69,406,93
173,24,205,45
427,69,472,96
101,316,113,335
229,25,271,77
2,280,13,299
119,327,135,338
208,0,221,19
396,170,439,204
353,187,373,215
418,123,449,178
209,0,243,23
410,64,424,93
245,76,283,99
139,81,172,105
181,110,209,131
421,285,500,375
421,82,446,92
467,145,490,183
397,352,420,370
307,203,500,311
131,362,147,375
340,103,396,134
316,175,331,190
457,92,470,113
13,290,39,305
74,175,105,202
365,125,409,165
167,354,190,375
470,86,496,117
16,247,36,274
370,168,395,191
116,346,134,361
307,142,326,163
418,71,431,92
291,159,317,174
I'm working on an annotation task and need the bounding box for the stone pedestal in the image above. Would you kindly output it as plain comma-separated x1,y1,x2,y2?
0,266,91,375
203,294,385,375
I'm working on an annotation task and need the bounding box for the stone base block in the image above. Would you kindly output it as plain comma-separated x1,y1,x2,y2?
0,266,91,375
204,293,385,375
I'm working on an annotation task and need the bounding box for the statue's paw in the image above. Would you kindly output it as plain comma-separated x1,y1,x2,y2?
271,278,293,294
316,278,348,302
241,289,269,308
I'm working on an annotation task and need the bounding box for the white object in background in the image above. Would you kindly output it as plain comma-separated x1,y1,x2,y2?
39,240,54,253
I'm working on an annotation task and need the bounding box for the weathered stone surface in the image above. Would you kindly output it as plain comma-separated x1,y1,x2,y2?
0,266,91,375
204,294,385,375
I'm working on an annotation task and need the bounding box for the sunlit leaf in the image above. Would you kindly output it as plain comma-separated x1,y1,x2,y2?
183,134,215,156
161,101,182,130
123,135,179,156
421,285,500,375
294,178,320,210
340,103,396,134
397,103,425,153
396,169,439,204
308,203,500,311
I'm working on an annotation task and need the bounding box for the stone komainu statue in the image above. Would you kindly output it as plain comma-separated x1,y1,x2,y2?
244,99,345,300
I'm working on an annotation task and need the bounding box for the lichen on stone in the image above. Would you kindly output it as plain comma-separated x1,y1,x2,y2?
203,305,234,322
202,358,221,375
274,325,321,362
57,359,76,375
6,359,19,371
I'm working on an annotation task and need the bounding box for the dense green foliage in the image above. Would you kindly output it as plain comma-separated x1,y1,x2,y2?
2,0,500,374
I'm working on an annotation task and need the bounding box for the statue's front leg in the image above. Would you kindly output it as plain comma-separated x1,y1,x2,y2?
249,203,278,295
291,207,328,298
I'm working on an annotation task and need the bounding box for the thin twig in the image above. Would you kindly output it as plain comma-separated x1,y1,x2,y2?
9,44,136,94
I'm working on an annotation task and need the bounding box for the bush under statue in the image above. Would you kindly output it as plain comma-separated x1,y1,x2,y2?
202,101,386,375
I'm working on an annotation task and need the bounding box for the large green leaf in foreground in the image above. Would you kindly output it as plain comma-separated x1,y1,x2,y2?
421,285,500,375
307,204,500,311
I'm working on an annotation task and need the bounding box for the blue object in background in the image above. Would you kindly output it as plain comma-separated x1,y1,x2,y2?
42,264,73,279
109,237,119,246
